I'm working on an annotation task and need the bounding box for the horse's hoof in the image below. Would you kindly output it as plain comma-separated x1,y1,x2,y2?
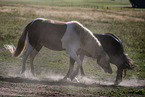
70,75,75,81
63,76,68,80
114,80,121,86
59,79,66,82
114,82,119,86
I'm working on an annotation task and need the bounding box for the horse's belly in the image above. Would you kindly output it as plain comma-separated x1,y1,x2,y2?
42,40,64,51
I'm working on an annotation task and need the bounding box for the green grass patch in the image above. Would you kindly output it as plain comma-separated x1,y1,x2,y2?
0,0,131,8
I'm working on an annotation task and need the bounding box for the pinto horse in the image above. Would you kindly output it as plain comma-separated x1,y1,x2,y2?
7,18,112,81
66,33,135,85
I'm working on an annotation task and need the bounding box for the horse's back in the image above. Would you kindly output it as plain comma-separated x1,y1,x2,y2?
94,33,124,55
27,18,67,50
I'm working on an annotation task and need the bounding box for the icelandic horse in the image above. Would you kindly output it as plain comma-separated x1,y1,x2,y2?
7,18,112,81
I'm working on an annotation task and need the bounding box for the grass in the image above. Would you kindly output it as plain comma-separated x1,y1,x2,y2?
0,0,144,77
0,0,131,8
0,0,145,96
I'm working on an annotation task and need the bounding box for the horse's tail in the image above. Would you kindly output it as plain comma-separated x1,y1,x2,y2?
4,23,31,57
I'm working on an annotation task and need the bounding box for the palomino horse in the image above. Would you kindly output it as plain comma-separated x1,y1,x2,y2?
7,18,112,81
65,33,136,85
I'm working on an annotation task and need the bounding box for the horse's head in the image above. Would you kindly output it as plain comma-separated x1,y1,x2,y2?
97,54,112,74
123,54,138,70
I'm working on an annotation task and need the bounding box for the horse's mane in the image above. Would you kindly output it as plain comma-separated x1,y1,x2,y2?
71,21,101,47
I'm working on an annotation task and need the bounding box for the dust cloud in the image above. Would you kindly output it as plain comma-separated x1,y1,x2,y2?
38,72,64,81
119,75,145,87
76,75,145,87
7,70,145,87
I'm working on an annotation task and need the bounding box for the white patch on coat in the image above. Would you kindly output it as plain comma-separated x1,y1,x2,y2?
66,21,101,47
61,22,80,51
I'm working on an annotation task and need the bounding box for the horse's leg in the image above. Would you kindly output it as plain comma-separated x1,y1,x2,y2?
30,46,42,76
21,43,33,74
66,49,82,80
63,57,75,80
79,54,85,76
123,69,127,78
80,66,85,76
114,66,123,85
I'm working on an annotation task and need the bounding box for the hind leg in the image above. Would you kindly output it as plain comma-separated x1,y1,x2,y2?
21,43,33,74
30,46,42,76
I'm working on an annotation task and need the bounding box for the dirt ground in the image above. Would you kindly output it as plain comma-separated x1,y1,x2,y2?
0,46,106,96
0,76,91,96
0,74,145,96
0,48,144,96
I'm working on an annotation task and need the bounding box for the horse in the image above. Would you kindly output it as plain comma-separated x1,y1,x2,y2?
95,33,137,85
64,33,136,85
6,18,112,81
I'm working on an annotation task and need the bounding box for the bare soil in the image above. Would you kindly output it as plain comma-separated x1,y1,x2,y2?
0,76,90,96
0,74,145,96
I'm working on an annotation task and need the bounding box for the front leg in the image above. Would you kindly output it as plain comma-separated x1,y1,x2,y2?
64,51,85,80
79,53,85,76
65,49,82,80
114,66,123,85
80,65,85,76
70,52,85,80
63,57,75,80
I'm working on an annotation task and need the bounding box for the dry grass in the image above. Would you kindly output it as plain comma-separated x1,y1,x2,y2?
1,4,144,23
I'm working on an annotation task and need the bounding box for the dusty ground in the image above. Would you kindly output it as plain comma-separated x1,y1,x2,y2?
0,46,145,96
0,73,145,96
0,76,92,96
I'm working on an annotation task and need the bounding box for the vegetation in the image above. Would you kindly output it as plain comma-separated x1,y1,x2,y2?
0,0,145,96
0,0,131,8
